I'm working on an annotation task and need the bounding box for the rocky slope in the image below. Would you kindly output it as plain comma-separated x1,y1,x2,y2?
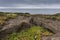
0,14,60,40
32,17,60,40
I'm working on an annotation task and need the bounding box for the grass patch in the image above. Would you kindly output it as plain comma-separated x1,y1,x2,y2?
3,26,53,40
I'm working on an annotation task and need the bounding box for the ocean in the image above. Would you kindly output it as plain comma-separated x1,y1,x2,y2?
0,9,60,14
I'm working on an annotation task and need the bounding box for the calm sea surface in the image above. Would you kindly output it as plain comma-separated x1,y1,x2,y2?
0,9,60,14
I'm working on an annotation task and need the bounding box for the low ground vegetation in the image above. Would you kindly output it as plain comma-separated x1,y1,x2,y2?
3,26,53,40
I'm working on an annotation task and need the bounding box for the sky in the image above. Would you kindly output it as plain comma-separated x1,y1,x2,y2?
0,0,60,14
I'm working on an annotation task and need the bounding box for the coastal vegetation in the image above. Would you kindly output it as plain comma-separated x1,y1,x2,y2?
0,12,60,40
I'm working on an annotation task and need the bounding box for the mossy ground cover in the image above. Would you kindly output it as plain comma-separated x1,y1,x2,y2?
0,14,17,25
41,15,60,20
3,26,53,40
0,13,30,25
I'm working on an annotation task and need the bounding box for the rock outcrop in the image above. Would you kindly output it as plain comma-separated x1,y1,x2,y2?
0,15,60,40
32,17,60,40
0,16,31,38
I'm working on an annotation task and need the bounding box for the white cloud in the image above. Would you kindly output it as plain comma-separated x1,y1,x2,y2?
0,4,60,9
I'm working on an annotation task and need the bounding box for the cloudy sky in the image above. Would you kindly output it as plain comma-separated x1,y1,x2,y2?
0,0,60,14
0,0,60,9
